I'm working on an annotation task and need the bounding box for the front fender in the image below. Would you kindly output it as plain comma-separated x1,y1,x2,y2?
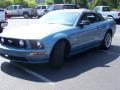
52,33,70,45
42,33,71,55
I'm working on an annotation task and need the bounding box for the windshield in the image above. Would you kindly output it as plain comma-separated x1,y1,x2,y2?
47,5,55,11
39,11,80,26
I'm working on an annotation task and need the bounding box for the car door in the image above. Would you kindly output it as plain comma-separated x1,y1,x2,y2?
37,6,41,14
41,6,47,15
70,12,101,53
6,5,14,16
12,5,18,16
18,5,24,15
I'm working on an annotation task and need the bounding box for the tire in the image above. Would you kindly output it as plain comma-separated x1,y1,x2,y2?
100,31,112,50
30,16,33,18
0,28,3,33
50,41,66,68
23,13,29,19
37,16,41,19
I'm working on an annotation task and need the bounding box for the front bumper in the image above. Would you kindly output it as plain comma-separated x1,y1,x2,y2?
0,44,50,63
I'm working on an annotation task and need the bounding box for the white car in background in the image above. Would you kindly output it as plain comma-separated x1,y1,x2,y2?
93,6,120,23
35,5,48,18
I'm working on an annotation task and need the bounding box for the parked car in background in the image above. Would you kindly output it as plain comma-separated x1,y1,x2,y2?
35,5,48,18
45,4,78,13
93,6,120,23
0,9,8,33
0,9,116,68
6,5,37,18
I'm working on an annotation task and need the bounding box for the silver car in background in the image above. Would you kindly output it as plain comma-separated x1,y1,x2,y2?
6,5,37,18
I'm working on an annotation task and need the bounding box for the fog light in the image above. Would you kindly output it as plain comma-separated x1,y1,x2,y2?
19,40,24,47
1,38,4,43
30,52,47,55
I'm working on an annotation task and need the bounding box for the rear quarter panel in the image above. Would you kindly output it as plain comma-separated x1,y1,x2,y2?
101,18,116,38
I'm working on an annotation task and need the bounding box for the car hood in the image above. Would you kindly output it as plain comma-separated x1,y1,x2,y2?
0,23,72,39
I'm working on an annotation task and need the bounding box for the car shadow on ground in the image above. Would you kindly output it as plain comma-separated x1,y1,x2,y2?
1,45,120,83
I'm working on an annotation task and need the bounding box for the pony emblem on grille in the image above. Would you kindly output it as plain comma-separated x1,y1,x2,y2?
8,40,13,43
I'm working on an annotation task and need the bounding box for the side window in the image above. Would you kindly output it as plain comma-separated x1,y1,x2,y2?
7,6,13,10
102,7,110,12
81,13,99,24
64,5,78,9
36,6,41,9
94,13,105,22
14,6,17,10
42,6,46,9
93,7,100,12
19,6,23,9
64,5,71,9
87,14,97,23
54,5,63,10
47,5,54,11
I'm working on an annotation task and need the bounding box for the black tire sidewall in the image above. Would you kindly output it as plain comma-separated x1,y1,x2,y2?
23,13,29,18
50,41,66,68
0,28,3,33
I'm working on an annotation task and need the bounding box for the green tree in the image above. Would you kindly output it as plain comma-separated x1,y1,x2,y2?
0,0,37,8
72,0,87,8
13,0,37,7
63,0,71,3
45,0,54,5
53,0,63,4
0,0,13,8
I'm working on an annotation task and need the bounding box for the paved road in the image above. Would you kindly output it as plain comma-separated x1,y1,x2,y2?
0,18,120,90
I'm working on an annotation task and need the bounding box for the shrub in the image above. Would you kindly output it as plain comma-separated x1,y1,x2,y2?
0,0,13,8
0,0,37,8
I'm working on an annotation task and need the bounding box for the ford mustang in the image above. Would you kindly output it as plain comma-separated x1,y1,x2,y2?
0,9,116,67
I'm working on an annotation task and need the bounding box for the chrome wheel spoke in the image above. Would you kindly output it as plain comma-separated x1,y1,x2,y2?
105,34,111,48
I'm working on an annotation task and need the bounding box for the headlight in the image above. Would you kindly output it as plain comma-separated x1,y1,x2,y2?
19,40,24,47
36,41,45,49
30,40,45,49
1,38,4,44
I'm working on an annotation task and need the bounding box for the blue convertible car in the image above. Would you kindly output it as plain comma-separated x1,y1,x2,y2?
0,9,116,67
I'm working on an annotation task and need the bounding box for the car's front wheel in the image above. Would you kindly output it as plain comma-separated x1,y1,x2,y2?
0,27,3,33
50,41,66,68
101,31,112,49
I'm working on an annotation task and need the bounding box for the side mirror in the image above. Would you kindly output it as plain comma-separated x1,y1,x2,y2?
79,20,91,27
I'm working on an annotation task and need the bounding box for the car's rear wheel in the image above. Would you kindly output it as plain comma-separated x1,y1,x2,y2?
23,13,29,19
49,41,66,68
101,31,112,50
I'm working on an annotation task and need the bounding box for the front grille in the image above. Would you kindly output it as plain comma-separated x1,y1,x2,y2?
0,37,27,48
